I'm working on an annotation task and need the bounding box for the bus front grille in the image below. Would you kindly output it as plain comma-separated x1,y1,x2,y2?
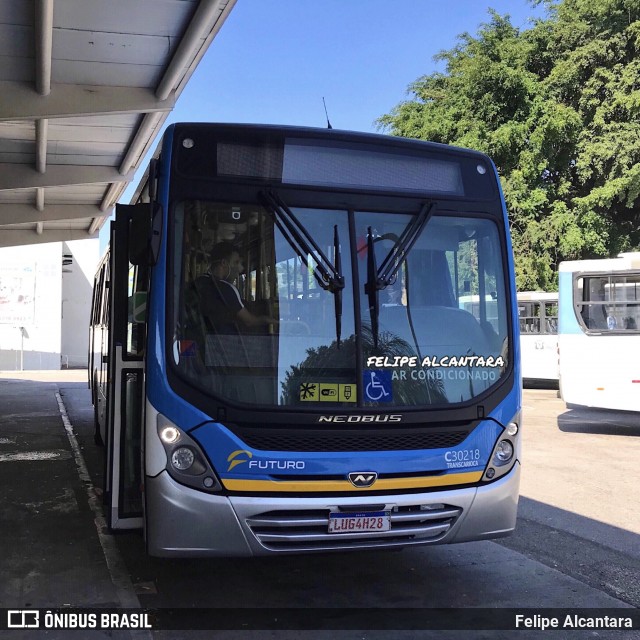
244,503,462,552
232,428,471,452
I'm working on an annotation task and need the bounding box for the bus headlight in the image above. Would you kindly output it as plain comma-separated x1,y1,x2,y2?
171,447,195,471
160,426,180,444
493,440,514,466
156,414,222,493
482,415,520,482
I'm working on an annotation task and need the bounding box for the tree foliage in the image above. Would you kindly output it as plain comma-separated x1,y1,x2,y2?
378,0,640,290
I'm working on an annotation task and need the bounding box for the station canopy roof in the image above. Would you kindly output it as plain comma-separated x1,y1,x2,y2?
0,0,235,248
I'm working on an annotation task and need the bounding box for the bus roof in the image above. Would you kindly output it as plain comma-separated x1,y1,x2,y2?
517,291,558,301
559,252,640,273
168,122,494,161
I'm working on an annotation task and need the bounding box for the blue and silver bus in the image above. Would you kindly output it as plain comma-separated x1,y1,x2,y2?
90,123,521,556
558,252,640,411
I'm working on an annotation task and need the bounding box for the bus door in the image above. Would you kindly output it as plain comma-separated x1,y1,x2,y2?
104,208,148,530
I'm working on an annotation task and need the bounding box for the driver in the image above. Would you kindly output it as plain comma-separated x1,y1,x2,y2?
195,241,275,334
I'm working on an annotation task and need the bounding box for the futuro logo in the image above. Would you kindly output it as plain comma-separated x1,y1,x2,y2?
227,449,252,471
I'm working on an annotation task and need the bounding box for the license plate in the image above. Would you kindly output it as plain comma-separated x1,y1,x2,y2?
328,511,391,533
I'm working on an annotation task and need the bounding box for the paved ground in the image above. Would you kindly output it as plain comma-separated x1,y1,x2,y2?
1,371,638,640
520,388,640,541
0,371,137,639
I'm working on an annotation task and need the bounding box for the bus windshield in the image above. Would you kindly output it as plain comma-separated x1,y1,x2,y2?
171,200,509,408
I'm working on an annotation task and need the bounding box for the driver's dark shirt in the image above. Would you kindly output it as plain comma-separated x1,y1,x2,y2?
194,274,244,334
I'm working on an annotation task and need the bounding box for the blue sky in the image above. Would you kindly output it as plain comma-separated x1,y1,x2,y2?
102,0,545,249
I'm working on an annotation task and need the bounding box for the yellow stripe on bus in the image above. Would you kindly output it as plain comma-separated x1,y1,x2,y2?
222,471,483,493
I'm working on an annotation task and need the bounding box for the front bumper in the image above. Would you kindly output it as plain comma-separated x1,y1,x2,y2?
145,462,520,557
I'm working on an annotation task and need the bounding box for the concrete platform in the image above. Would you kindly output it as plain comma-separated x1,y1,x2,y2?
0,370,143,639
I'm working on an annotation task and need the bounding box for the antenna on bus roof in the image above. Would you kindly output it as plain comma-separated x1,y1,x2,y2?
322,97,333,129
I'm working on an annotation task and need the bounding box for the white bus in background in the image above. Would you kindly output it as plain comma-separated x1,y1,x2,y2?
558,252,640,412
517,291,559,385
460,292,559,385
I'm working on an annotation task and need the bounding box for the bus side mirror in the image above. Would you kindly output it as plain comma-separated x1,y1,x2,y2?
119,202,163,266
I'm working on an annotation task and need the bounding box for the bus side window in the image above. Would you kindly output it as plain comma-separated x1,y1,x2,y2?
580,277,607,330
519,302,539,333
544,302,558,334
127,264,148,357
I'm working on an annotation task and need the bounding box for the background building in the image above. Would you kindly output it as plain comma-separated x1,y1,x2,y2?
0,239,99,370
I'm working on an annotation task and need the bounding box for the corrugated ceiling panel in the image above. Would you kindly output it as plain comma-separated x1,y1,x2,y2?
53,30,175,65
47,122,132,144
54,0,197,36
52,60,164,87
0,153,33,164
0,60,32,82
39,184,108,203
0,121,34,140
47,154,124,166
52,114,140,127
0,3,31,24
0,25,31,56
0,185,107,204
2,220,90,230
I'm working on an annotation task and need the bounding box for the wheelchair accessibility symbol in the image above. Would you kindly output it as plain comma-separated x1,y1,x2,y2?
363,370,392,402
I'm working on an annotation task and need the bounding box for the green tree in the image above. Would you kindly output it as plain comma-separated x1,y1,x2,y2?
378,0,640,290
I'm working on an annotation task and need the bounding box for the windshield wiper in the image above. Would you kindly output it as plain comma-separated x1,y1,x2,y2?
364,202,435,348
259,190,345,345
332,224,343,346
364,227,380,348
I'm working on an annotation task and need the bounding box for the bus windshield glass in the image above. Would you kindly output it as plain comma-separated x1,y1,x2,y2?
171,200,509,408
